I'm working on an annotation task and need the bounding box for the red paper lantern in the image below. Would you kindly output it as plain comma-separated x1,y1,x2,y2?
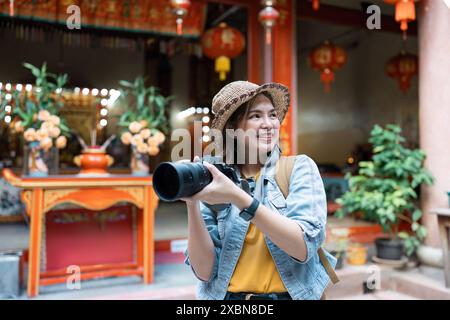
258,1,280,45
201,23,246,81
170,0,191,35
386,51,418,93
384,0,417,35
309,41,347,92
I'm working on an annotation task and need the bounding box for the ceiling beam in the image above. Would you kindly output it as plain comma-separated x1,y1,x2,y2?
297,0,417,37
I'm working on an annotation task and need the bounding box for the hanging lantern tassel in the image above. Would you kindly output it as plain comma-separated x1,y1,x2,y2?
176,17,183,35
258,5,280,45
312,0,320,11
320,69,334,93
9,0,14,17
215,56,230,81
384,0,416,38
396,0,415,39
170,0,191,36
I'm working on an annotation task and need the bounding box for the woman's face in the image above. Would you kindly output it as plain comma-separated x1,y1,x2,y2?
237,94,280,158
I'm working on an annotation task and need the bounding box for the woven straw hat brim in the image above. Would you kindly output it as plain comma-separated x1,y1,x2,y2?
210,82,290,132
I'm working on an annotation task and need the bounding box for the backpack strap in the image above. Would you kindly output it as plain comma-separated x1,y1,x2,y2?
274,155,296,199
275,155,340,285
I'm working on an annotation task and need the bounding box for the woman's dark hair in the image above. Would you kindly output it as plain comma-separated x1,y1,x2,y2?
220,91,276,164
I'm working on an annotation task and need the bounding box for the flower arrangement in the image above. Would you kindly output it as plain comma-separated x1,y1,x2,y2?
21,110,67,151
117,76,170,174
120,121,166,156
0,62,70,175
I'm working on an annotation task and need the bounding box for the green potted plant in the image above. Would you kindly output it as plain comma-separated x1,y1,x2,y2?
335,124,434,260
117,76,171,175
0,62,70,176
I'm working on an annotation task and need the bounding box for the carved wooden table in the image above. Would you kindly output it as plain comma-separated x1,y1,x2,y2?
430,208,450,288
2,169,159,297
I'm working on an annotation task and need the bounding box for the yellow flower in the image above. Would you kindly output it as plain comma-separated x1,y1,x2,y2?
40,137,53,151
55,135,67,149
24,128,36,142
49,127,61,138
128,121,142,134
121,132,132,145
37,110,51,121
148,145,159,156
141,128,151,139
14,121,24,133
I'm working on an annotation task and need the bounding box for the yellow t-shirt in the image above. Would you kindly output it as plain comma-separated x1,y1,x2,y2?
228,170,287,293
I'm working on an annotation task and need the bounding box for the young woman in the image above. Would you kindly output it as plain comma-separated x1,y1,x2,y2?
182,81,336,300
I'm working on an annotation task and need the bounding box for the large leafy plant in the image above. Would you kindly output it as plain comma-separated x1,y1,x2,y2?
335,124,434,256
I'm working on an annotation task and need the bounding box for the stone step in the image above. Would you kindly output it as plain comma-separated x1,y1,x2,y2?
385,268,450,300
324,265,371,298
326,263,450,300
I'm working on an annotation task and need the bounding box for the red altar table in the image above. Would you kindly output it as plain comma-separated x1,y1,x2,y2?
2,169,159,298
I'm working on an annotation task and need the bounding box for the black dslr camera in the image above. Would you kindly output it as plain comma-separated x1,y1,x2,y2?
153,156,255,208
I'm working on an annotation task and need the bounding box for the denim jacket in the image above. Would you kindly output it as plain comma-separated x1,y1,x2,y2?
184,145,337,300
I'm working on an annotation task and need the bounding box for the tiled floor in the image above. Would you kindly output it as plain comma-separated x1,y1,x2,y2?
2,202,450,300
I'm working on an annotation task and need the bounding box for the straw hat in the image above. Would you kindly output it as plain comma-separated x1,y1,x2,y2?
210,81,290,132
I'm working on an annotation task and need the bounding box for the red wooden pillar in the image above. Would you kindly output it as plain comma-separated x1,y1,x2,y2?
272,0,297,155
248,0,263,84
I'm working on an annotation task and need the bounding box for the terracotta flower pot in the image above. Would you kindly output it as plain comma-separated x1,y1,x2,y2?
74,146,114,175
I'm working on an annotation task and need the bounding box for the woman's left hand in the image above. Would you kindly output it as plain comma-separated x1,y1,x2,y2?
185,162,246,205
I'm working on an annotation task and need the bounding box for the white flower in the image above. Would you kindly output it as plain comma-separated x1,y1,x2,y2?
24,128,36,142
129,121,142,134
49,115,61,126
40,137,52,151
148,145,159,156
154,130,166,144
130,134,143,146
137,143,148,154
37,110,50,121
141,128,151,139
121,132,132,145
40,121,54,131
49,127,61,138
36,128,49,141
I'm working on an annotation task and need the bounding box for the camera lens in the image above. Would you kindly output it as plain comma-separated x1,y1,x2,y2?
153,162,213,201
